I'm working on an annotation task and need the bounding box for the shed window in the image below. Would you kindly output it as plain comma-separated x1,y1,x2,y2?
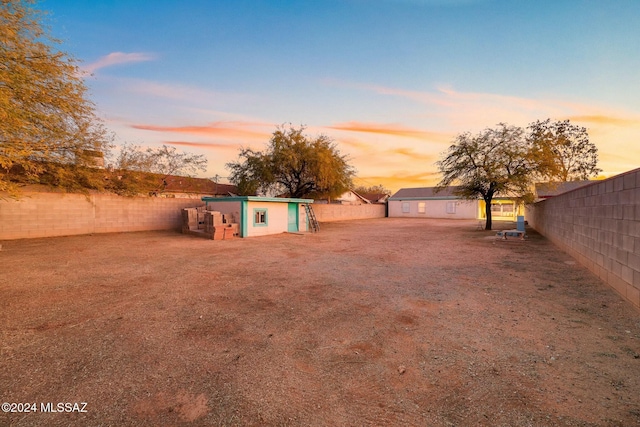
402,202,410,213
253,209,268,226
446,202,456,214
418,202,426,214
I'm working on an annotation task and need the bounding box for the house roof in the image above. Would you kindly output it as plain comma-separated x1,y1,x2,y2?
359,192,389,203
313,190,372,204
535,181,593,198
389,186,463,200
345,190,372,204
162,175,238,196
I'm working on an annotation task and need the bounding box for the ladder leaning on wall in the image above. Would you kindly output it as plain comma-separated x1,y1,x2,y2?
304,204,320,233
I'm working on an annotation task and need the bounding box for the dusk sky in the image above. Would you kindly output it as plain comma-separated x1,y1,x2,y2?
42,0,640,191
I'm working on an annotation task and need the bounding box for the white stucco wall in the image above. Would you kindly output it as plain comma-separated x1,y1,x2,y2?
246,201,289,237
388,199,478,219
204,199,309,237
298,205,309,233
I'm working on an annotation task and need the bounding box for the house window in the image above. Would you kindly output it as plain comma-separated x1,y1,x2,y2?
446,201,456,214
491,202,514,216
402,202,410,213
253,209,268,226
418,202,426,214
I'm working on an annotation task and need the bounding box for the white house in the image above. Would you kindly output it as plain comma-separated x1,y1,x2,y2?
388,187,477,219
201,196,313,238
388,186,523,221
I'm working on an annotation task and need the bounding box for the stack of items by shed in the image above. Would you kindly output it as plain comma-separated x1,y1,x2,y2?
181,206,239,240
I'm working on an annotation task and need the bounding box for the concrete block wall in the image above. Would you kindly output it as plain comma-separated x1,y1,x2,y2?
527,168,640,309
312,203,386,222
0,191,204,240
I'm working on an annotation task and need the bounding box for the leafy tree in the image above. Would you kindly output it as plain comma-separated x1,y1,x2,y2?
435,123,536,230
528,119,600,181
353,184,391,196
108,144,207,196
1,0,111,196
227,125,355,198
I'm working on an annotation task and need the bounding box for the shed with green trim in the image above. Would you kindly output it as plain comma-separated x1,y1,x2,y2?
201,196,314,238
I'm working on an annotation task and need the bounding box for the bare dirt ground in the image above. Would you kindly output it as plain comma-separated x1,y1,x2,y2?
1,218,640,427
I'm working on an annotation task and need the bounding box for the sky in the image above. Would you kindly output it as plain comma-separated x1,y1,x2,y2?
40,0,640,192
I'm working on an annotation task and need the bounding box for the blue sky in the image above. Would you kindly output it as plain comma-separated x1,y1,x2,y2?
42,0,640,191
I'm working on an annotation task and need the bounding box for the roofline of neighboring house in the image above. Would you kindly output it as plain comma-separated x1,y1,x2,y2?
532,172,639,202
348,189,372,204
202,196,314,204
388,195,517,201
532,177,627,200
358,192,390,203
388,196,460,201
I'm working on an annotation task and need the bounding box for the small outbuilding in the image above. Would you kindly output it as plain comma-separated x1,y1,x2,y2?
201,196,313,238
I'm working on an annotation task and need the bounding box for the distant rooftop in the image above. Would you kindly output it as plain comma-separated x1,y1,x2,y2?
163,175,238,196
359,192,389,203
389,186,463,199
535,181,594,198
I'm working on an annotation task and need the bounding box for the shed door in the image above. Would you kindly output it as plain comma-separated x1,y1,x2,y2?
287,203,298,232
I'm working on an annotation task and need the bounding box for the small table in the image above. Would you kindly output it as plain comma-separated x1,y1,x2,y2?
496,229,526,240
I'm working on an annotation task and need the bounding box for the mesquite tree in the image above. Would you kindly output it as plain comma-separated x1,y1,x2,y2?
1,0,110,195
227,125,354,199
528,119,600,181
109,144,208,196
435,123,536,230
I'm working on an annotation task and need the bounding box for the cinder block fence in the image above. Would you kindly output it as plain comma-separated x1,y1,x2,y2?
527,168,640,310
312,203,386,222
0,191,387,240
0,190,204,240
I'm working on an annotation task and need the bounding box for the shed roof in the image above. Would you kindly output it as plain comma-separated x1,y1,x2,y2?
202,196,313,204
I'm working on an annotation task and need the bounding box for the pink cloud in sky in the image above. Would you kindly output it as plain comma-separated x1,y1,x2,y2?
334,136,374,152
566,115,640,127
164,141,240,151
332,79,636,131
322,78,453,107
82,52,155,74
104,78,260,111
328,121,452,142
131,121,273,141
387,147,438,162
338,81,640,135
436,86,547,112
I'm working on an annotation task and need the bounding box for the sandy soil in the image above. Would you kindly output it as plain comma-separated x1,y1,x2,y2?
1,218,639,427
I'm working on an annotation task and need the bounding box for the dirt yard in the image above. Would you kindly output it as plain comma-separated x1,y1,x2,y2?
1,218,639,426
